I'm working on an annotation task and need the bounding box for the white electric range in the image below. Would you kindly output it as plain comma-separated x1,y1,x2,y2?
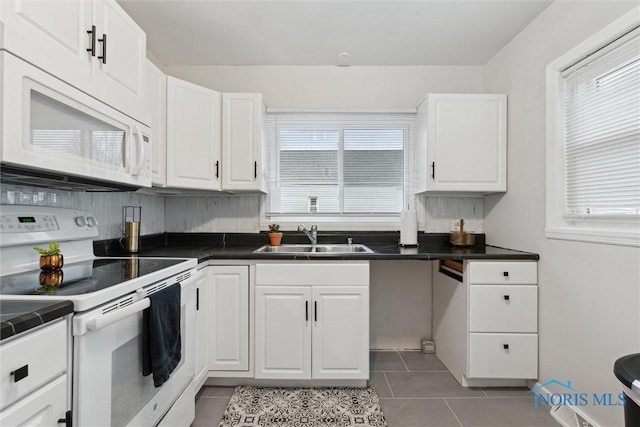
0,205,198,427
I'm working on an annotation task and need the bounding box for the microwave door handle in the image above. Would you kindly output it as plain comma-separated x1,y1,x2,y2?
85,298,150,332
132,125,145,176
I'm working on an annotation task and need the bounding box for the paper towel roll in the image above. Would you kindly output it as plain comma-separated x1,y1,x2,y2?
400,210,418,246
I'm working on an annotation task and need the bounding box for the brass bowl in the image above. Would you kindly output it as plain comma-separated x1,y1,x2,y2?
40,254,64,271
450,232,475,247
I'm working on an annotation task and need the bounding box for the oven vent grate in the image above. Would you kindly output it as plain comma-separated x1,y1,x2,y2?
176,271,192,283
102,295,135,315
142,281,170,298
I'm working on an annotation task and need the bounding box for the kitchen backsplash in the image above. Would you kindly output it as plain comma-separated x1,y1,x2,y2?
0,185,165,240
164,195,261,233
1,185,483,237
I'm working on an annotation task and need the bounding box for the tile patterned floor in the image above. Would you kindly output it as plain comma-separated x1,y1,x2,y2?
193,351,560,427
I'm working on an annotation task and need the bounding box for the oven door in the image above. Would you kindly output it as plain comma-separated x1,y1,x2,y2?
72,277,196,427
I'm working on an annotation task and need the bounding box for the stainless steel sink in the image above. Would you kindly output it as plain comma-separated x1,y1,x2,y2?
253,244,373,254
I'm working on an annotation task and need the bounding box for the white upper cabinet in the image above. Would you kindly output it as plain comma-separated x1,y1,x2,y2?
416,94,507,194
91,0,147,123
166,76,222,190
222,93,266,191
0,0,147,124
145,59,167,186
0,0,93,91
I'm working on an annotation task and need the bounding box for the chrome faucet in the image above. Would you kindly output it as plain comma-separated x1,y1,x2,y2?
298,224,318,246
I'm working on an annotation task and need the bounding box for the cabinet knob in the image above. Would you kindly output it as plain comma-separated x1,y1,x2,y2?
503,271,509,277
10,365,28,382
503,344,509,350
503,295,510,301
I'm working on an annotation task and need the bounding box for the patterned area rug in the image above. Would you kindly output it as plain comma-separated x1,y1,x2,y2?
218,386,387,427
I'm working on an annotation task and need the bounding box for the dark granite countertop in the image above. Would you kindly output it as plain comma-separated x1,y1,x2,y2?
1,300,73,341
95,232,539,264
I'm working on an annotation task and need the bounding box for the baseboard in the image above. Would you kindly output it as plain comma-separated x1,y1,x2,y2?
205,378,368,388
461,375,528,388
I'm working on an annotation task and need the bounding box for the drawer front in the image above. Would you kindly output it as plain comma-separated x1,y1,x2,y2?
468,333,538,379
469,285,537,333
0,320,67,410
256,263,369,286
467,262,537,285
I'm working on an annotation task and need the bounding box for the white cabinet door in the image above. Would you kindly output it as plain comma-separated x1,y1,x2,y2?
416,94,507,194
222,93,265,191
208,266,249,372
166,76,222,190
255,286,312,380
0,375,68,426
0,0,93,89
145,59,167,186
311,287,369,380
194,269,209,388
92,0,146,124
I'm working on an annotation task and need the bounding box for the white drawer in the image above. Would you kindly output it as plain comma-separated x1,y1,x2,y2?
469,285,537,333
468,333,538,379
467,261,537,285
0,320,67,410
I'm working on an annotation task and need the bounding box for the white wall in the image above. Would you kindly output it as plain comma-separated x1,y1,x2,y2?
164,65,484,110
482,2,639,426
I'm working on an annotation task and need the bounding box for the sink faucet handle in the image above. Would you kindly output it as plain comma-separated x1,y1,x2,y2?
297,224,306,232
347,237,353,245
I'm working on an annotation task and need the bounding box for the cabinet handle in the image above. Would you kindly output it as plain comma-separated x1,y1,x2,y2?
503,344,509,350
254,161,258,179
503,271,509,277
215,160,219,178
196,288,200,311
87,25,96,57
58,410,72,426
503,295,510,301
430,162,435,179
305,301,309,321
314,301,317,322
98,33,107,64
10,365,28,382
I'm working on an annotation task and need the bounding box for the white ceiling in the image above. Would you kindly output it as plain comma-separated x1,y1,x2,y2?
117,0,553,67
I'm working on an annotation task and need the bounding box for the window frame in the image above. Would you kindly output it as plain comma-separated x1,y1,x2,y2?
545,7,640,247
261,110,417,231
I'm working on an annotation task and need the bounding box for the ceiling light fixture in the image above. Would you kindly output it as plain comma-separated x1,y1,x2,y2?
336,52,352,67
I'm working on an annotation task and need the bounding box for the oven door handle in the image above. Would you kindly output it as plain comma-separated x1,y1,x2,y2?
85,298,150,332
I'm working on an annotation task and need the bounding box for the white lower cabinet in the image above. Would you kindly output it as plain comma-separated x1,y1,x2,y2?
433,260,538,386
255,286,311,380
0,318,70,425
0,375,68,426
208,266,250,373
255,263,369,381
193,268,209,390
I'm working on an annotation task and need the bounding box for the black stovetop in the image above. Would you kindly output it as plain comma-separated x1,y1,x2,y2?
0,258,184,296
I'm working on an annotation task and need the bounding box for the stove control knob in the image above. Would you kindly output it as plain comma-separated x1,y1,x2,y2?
86,216,98,227
74,216,87,227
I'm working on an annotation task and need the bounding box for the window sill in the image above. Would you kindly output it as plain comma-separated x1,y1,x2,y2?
545,226,640,247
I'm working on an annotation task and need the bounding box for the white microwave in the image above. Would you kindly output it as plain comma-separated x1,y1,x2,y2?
0,51,151,189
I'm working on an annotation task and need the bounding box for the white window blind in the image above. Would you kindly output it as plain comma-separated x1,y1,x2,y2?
562,28,640,216
265,113,416,216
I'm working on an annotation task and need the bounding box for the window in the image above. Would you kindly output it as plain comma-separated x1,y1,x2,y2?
264,113,415,225
546,10,639,247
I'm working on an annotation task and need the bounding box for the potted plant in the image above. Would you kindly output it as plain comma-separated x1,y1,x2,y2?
268,224,283,246
34,241,63,271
